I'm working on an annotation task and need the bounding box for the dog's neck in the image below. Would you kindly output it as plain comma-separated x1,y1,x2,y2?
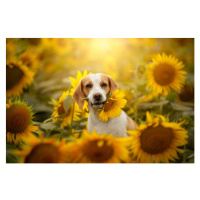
88,103,102,119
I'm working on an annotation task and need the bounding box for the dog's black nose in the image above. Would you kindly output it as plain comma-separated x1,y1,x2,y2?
93,93,102,101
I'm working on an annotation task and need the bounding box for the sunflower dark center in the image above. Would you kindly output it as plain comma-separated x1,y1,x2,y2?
6,104,31,133
140,125,174,154
104,99,116,112
83,139,114,162
6,64,24,90
153,64,176,86
25,144,60,163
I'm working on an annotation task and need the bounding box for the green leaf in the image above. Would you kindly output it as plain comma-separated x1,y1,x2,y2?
32,121,42,126
138,100,169,109
32,131,39,137
63,95,74,112
6,144,19,150
6,151,18,163
170,102,193,111
187,154,194,160
181,102,194,107
166,92,178,102
76,118,88,123
65,137,76,142
73,130,82,133
41,84,68,93
40,121,61,130
106,92,112,99
48,101,56,106
182,111,194,117
35,79,59,90
43,112,68,123
33,104,53,113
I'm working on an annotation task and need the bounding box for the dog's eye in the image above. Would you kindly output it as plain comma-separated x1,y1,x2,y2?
102,83,107,87
86,84,92,88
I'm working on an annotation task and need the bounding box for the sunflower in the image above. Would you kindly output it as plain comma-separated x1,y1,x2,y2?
6,99,38,145
65,130,131,163
146,53,187,96
69,70,90,95
51,91,80,127
6,60,35,98
128,112,188,163
98,90,127,122
12,134,68,163
19,51,39,72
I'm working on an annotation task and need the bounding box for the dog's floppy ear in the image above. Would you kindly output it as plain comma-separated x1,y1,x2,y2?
108,75,118,93
72,79,85,109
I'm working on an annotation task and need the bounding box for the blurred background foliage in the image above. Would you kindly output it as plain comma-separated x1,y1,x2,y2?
6,38,194,163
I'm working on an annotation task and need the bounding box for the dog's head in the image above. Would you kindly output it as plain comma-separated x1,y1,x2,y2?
72,73,118,109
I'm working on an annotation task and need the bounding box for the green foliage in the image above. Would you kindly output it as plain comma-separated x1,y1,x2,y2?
63,95,74,112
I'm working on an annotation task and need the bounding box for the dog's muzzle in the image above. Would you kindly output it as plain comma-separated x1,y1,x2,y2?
91,101,106,107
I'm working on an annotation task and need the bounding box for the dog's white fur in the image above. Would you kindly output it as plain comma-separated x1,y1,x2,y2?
73,73,137,137
87,74,107,107
88,106,128,137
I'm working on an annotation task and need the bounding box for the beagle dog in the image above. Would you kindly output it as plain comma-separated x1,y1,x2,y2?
72,73,137,137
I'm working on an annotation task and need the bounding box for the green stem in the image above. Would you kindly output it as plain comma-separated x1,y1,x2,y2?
46,130,51,138
158,94,163,114
74,120,83,133
20,93,24,101
71,102,75,129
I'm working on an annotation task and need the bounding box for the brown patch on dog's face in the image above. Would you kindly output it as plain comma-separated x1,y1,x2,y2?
100,73,118,94
72,75,92,109
100,74,110,95
82,76,93,97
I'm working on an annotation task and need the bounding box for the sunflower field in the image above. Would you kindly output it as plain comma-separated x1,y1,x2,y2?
6,38,194,163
